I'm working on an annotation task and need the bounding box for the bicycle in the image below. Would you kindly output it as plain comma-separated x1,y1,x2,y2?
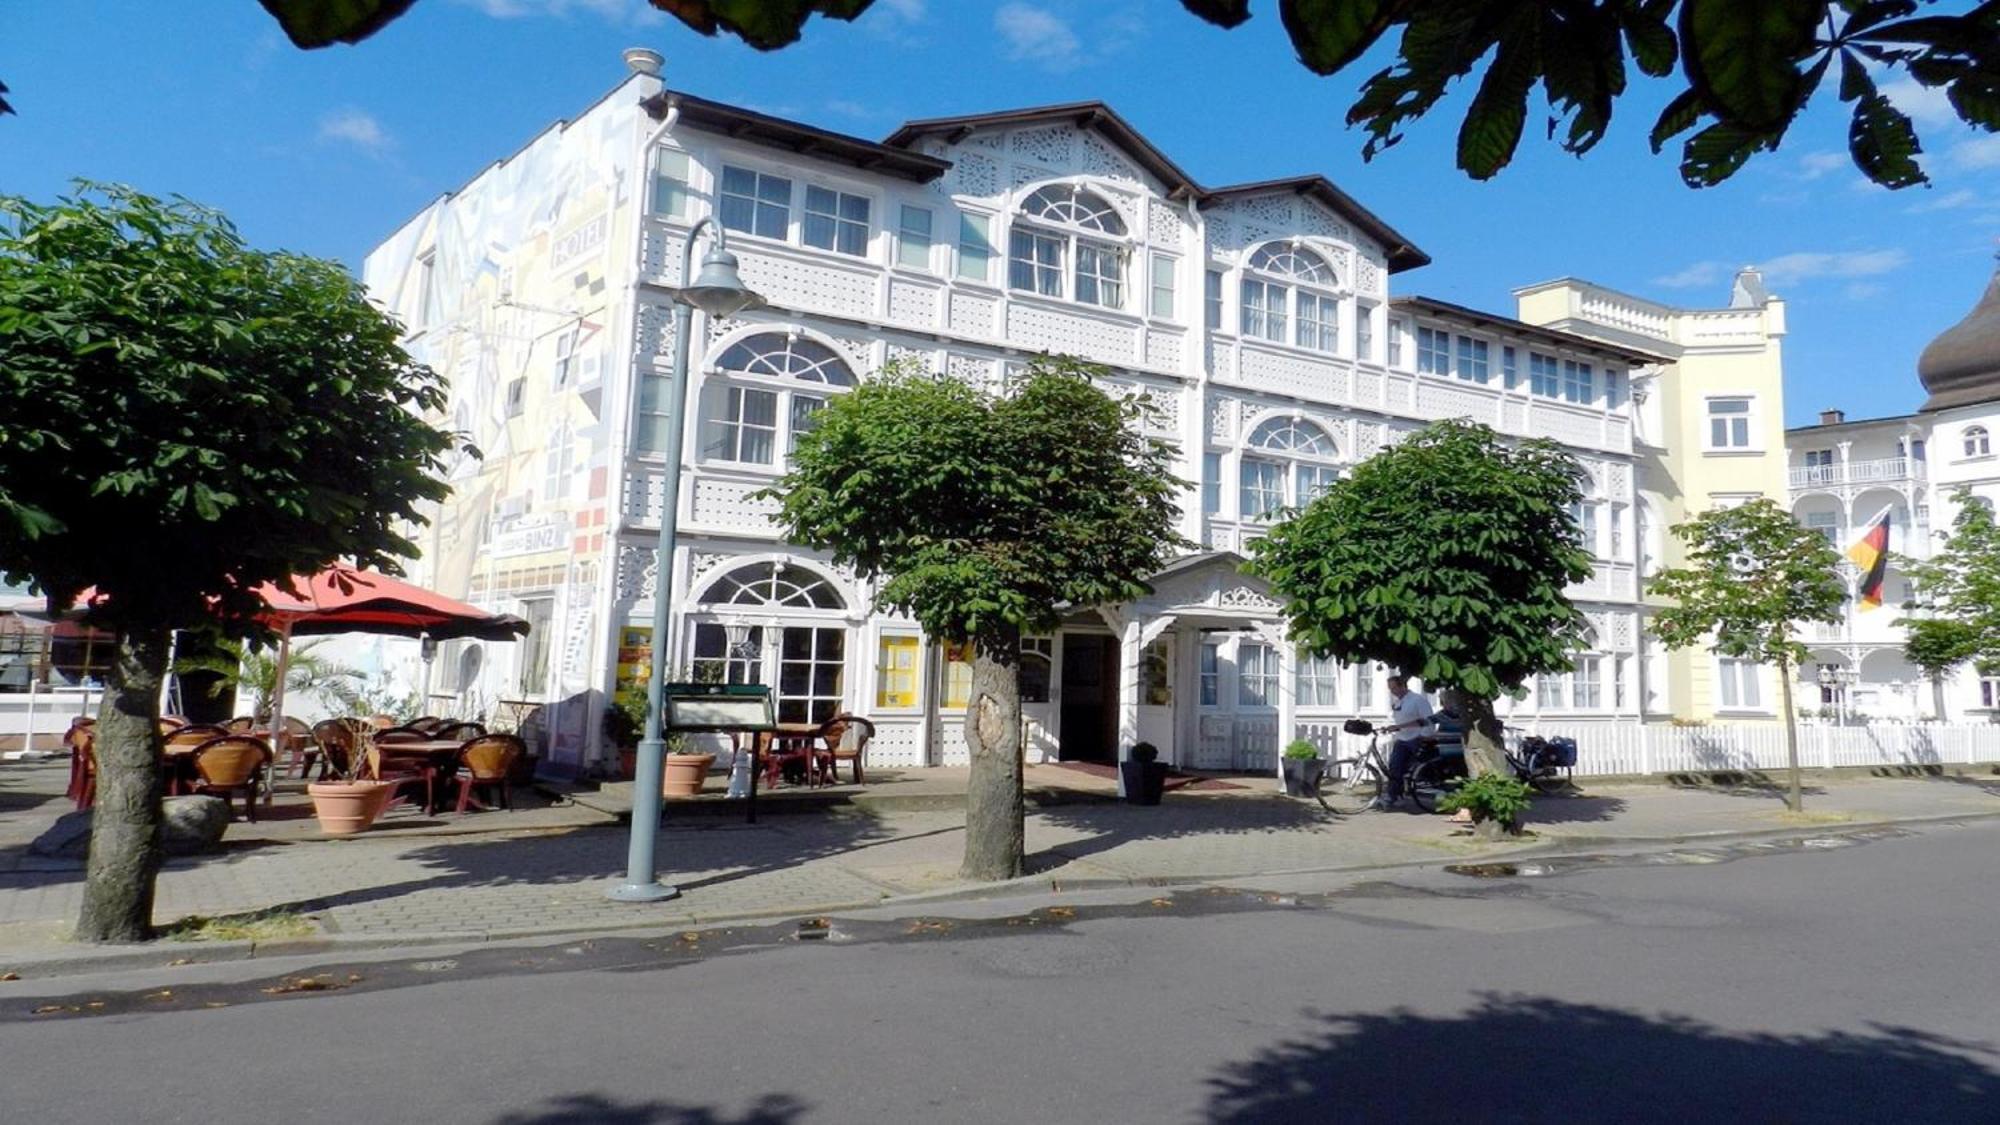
1314,718,1398,813
1406,724,1576,813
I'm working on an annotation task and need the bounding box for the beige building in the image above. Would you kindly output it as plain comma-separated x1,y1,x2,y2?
1516,271,1790,721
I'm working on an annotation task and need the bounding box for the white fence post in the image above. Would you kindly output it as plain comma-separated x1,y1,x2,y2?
1638,723,1651,775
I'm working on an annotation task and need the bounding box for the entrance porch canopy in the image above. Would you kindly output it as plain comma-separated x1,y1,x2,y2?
1096,552,1297,783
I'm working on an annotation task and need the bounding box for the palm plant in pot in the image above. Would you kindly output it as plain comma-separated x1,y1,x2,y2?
305,719,391,836
1280,739,1323,797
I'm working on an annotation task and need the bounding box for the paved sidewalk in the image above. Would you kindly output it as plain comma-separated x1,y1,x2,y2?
3,759,1997,975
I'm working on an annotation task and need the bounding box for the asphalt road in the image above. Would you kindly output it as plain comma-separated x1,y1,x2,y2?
6,821,1999,1124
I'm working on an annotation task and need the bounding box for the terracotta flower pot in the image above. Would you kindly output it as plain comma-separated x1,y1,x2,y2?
308,780,391,836
662,753,717,798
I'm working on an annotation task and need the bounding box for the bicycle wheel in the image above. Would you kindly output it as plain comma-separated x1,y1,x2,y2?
1318,757,1381,813
1526,751,1572,795
1407,758,1457,813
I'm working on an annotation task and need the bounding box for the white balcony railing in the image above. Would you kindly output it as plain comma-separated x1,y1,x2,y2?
1789,457,1919,490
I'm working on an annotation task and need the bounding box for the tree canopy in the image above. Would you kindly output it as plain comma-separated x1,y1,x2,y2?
767,356,1185,879
233,0,2000,189
1247,418,1593,701
0,183,459,940
1901,492,2000,687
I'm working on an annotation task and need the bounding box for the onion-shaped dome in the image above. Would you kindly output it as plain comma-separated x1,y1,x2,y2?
1919,258,2000,412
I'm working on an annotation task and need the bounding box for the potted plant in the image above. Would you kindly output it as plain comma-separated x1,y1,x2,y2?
305,723,391,836
1119,741,1168,806
603,687,647,779
661,734,715,798
1280,739,1323,797
1436,773,1535,839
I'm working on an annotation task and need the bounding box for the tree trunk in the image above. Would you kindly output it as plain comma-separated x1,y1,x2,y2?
961,629,1024,882
1460,693,1508,778
76,626,170,943
1932,672,1948,723
1777,654,1803,813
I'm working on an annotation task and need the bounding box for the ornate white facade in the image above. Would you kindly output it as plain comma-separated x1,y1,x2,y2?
361,57,1662,775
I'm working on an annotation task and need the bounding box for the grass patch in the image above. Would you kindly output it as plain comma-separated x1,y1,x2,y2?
162,908,317,943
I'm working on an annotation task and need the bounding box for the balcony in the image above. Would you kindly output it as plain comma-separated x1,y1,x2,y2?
1788,457,1920,491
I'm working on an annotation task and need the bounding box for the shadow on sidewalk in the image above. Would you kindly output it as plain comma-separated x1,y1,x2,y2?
1030,797,1339,870
1664,772,1828,802
1521,793,1628,826
1204,993,1998,1123
493,1092,809,1125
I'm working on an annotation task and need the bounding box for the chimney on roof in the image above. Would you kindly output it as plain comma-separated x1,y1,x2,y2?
1820,408,1846,426
1731,266,1770,309
623,47,664,78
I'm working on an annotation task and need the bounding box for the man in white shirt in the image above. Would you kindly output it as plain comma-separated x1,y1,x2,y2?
1371,674,1434,811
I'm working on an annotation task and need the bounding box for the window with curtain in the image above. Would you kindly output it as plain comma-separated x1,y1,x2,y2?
1238,417,1339,520
1297,653,1340,707
1008,184,1127,309
1237,643,1279,706
1241,243,1339,352
692,333,856,464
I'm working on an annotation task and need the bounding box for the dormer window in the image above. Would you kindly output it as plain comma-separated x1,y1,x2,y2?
1008,184,1127,310
1239,243,1340,353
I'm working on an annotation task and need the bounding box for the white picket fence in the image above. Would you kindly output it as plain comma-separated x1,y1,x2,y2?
1292,719,2000,777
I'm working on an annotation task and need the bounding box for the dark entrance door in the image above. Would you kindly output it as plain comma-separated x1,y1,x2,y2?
1058,634,1119,763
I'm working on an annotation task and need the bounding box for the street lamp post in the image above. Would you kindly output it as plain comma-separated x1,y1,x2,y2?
609,217,764,903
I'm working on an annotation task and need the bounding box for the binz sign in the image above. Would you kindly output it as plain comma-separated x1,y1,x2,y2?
490,515,569,559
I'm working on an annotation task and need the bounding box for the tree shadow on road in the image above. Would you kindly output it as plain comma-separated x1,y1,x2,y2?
1205,993,1998,1123
1027,796,1341,871
492,1092,808,1125
1665,771,1828,802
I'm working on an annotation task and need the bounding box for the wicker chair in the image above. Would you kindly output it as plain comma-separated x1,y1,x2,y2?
374,725,430,744
163,724,232,795
452,734,525,813
813,714,877,786
434,721,486,741
221,716,257,733
190,736,272,821
409,716,445,735
305,719,360,780
159,715,188,735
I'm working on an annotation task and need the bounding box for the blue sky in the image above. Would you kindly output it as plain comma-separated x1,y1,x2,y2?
8,0,1998,426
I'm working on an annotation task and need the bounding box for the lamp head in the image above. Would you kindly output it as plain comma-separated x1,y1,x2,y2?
682,246,765,317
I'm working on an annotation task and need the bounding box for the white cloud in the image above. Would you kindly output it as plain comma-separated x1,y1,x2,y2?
1655,249,1910,292
1881,76,1959,129
1906,188,1979,214
1948,133,2000,171
455,0,659,24
1796,150,1849,181
318,108,392,152
1652,261,1728,289
1756,249,1909,287
995,2,1082,70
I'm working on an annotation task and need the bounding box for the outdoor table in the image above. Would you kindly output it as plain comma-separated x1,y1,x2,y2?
728,722,822,825
371,738,467,814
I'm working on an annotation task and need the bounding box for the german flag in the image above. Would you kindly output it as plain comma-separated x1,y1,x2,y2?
1846,507,1893,610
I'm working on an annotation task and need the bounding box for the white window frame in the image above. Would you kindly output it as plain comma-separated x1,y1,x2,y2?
1964,426,1992,459
802,183,871,257
1205,268,1224,331
896,203,933,271
1417,326,1451,376
1706,396,1756,452
694,333,857,468
956,211,995,283
1238,416,1340,521
1456,335,1490,385
1296,653,1340,708
717,164,793,242
1356,302,1376,363
651,147,692,218
1008,184,1129,311
1149,252,1177,319
1716,656,1763,711
1237,642,1279,707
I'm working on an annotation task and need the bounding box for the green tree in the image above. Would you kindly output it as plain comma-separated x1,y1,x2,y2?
245,0,1999,188
0,184,458,942
1246,419,1594,778
1901,492,2000,716
765,358,1185,881
1648,498,1845,811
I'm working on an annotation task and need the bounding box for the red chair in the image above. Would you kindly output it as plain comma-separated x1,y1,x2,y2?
762,732,819,788
451,734,524,813
65,719,96,810
189,736,272,821
812,714,877,786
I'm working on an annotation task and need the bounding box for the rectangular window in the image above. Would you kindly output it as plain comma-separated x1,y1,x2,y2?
1803,449,1835,468
700,384,778,464
1240,457,1285,520
635,374,671,453
1022,637,1052,703
1537,674,1565,710
1356,304,1375,362
1149,253,1176,319
787,394,826,455
1605,368,1625,409
943,640,974,709
875,635,920,709
1008,227,1064,297
1708,397,1752,449
1297,654,1340,707
1295,463,1338,505
1805,511,1839,543
1717,657,1762,709
1075,240,1124,308
552,327,577,389
1202,452,1221,515
1529,352,1561,397
777,626,845,725
718,166,790,240
803,185,870,256
1241,279,1288,342
1573,655,1602,709
1199,643,1220,707
1205,269,1223,331
691,622,764,687
1612,656,1628,710
1417,326,1451,375
1562,359,1595,404
1576,501,1601,556
957,212,994,282
505,376,525,418
1455,336,1490,384
1983,678,1999,710
1502,345,1519,389
415,251,436,330
1238,643,1278,707
1609,503,1626,557
1297,292,1339,352
896,204,932,270
1387,318,1406,367
1355,664,1375,710
651,147,692,218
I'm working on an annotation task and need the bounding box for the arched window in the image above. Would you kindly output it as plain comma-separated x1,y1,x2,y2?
1240,242,1340,352
699,560,846,610
1965,426,1990,458
698,333,856,467
690,560,849,722
1009,184,1127,309
1239,417,1340,520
